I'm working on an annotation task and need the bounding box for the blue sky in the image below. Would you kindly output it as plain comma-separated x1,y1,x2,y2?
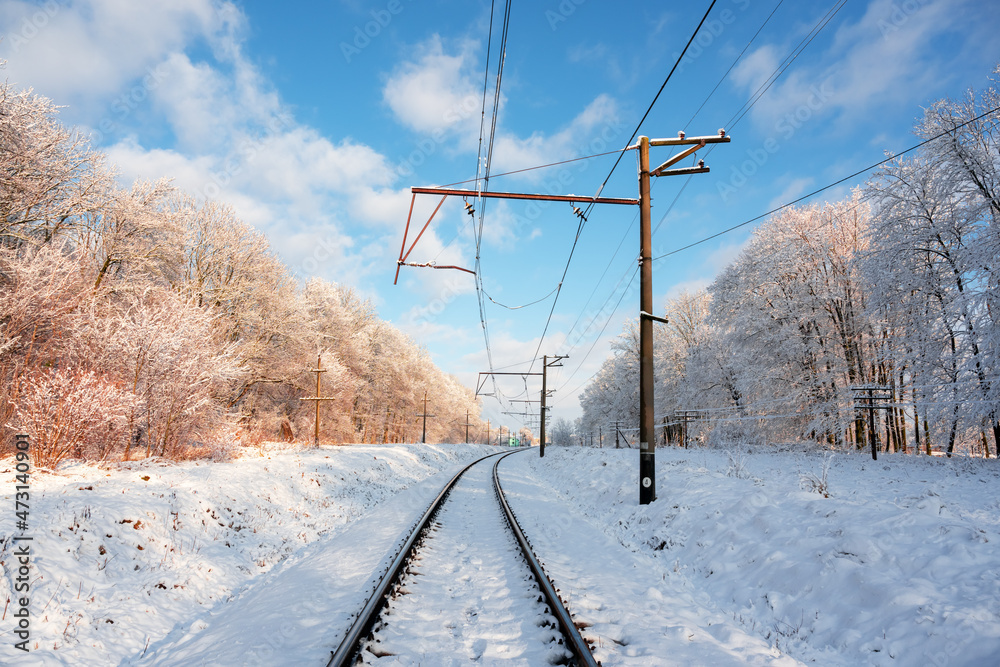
1,0,997,431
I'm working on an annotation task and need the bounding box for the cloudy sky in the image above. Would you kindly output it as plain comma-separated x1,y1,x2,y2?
1,0,997,429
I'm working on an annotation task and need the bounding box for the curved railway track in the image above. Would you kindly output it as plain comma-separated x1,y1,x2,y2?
327,450,598,666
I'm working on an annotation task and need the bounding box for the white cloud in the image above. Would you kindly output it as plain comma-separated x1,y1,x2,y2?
0,0,232,109
729,0,975,133
382,35,482,139
383,36,623,182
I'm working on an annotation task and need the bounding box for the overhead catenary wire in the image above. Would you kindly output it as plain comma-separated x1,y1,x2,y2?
647,0,851,254
684,0,786,129
483,285,559,310
471,0,514,418
551,1,791,390
652,104,1000,261
468,0,789,411
525,0,721,377
726,0,849,131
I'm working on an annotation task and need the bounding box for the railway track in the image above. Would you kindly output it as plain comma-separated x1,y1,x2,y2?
327,450,598,666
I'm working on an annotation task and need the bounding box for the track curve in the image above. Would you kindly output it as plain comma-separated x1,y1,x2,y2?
327,449,597,666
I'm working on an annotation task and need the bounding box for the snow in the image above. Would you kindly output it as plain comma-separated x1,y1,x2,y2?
0,443,492,665
2,443,999,666
503,446,1000,666
359,458,568,665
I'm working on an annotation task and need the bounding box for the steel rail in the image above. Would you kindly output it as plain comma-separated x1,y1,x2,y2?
326,451,506,667
327,448,595,666
492,452,599,666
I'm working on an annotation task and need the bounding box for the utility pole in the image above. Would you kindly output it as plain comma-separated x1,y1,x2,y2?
851,385,891,460
539,354,567,458
615,421,620,449
404,131,729,503
637,135,657,503
416,391,435,444
636,131,730,502
464,409,471,444
475,371,543,446
300,354,337,446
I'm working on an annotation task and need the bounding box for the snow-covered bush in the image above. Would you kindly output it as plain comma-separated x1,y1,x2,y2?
11,367,136,468
724,445,750,479
799,453,834,498
78,289,239,460
0,244,89,450
708,420,765,450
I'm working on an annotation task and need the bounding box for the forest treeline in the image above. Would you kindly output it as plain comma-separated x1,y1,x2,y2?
579,70,999,457
0,76,484,468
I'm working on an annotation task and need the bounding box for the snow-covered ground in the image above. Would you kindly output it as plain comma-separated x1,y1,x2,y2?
504,446,1000,666
2,442,999,665
360,457,570,665
0,443,492,665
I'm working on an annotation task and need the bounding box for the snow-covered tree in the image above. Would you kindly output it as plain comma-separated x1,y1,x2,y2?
0,83,113,245
862,76,1000,455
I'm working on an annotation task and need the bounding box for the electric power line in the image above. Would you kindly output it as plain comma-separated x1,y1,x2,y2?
652,104,1000,261
525,0,721,376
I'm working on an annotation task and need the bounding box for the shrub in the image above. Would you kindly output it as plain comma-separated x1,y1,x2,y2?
11,367,136,468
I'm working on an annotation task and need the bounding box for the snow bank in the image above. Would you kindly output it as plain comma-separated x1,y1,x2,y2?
5,443,998,665
0,443,492,665
516,446,1000,666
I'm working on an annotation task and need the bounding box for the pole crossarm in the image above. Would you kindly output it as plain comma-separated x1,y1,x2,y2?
643,131,731,148
653,165,710,178
398,261,476,275
476,371,542,396
411,186,639,206
640,310,670,325
651,140,705,175
635,130,731,504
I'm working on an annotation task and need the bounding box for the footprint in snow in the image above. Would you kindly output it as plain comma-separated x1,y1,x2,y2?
470,638,488,660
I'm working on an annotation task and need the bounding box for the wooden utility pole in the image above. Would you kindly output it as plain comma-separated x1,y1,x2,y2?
416,391,435,444
637,134,656,502
638,131,728,503
464,409,471,444
539,355,567,458
407,131,729,504
300,354,337,446
851,385,892,460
